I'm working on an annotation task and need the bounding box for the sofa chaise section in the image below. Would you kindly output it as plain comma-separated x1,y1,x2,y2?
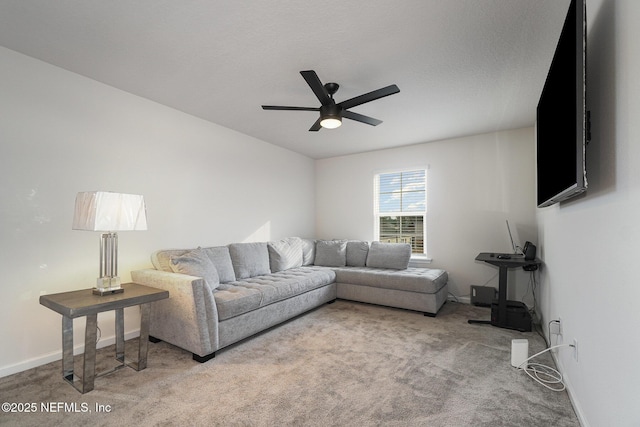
313,240,449,317
335,267,448,316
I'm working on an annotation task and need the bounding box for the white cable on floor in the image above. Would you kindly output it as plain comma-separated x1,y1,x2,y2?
517,343,574,391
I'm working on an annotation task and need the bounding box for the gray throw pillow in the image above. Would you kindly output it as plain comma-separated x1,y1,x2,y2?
268,237,304,272
228,242,271,279
365,242,411,269
169,249,220,290
152,249,188,272
314,240,347,267
346,241,370,267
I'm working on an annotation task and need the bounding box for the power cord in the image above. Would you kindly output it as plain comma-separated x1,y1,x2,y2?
521,269,539,318
517,343,574,391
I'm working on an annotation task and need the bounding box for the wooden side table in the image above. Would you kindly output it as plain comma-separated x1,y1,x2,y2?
39,282,169,393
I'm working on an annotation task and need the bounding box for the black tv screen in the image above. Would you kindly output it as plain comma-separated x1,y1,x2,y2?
536,0,588,208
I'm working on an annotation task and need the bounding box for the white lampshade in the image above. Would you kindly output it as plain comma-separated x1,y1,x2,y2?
73,191,147,232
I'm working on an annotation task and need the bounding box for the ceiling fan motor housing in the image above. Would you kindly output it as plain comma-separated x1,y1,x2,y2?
320,104,341,118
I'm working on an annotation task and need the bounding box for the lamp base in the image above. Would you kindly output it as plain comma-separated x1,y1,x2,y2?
93,276,124,296
93,287,125,296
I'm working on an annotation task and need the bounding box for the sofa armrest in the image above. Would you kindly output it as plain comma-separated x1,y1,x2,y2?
131,269,220,357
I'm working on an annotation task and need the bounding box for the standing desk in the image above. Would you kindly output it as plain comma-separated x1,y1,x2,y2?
468,252,541,332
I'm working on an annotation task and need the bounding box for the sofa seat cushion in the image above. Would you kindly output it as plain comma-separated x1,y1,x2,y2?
214,266,336,320
334,267,448,294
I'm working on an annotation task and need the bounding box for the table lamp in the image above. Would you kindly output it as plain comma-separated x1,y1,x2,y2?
72,191,147,295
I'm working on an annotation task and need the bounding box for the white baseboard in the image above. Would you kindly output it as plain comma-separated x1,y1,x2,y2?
551,350,588,427
448,295,471,304
457,296,471,304
0,329,140,379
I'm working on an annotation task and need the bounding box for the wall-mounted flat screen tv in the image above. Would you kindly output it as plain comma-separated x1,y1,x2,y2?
536,0,589,208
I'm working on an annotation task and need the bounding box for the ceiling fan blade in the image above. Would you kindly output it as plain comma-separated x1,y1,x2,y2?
309,117,323,132
338,84,400,110
262,105,319,111
342,110,383,126
300,70,332,106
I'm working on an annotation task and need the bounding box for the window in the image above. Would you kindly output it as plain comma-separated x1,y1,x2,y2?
374,169,426,255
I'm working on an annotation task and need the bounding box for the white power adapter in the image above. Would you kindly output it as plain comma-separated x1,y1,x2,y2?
511,339,529,368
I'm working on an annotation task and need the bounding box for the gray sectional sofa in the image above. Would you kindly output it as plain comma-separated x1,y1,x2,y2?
131,237,448,362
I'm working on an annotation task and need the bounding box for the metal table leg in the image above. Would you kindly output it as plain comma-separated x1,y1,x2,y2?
62,314,97,393
115,308,125,364
82,314,98,393
62,316,74,383
133,303,151,370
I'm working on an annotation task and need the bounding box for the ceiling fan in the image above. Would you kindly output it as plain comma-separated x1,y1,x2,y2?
262,70,400,131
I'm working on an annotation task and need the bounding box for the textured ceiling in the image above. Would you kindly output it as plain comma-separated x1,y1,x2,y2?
0,0,571,159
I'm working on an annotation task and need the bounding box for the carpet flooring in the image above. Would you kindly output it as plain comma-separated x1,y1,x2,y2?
0,301,579,426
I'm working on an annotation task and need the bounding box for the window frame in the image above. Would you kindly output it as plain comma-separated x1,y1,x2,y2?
373,167,429,262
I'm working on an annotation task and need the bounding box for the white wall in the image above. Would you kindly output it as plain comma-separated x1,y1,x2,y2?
537,1,640,426
316,127,538,302
0,46,316,376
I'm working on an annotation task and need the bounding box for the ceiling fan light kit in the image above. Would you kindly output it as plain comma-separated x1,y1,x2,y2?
320,117,342,129
262,70,399,131
319,104,342,129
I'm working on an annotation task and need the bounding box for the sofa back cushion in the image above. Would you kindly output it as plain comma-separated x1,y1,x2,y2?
365,242,411,269
228,242,271,279
314,240,347,267
346,241,370,267
152,246,236,283
169,249,220,290
201,246,237,283
300,238,316,266
268,237,304,272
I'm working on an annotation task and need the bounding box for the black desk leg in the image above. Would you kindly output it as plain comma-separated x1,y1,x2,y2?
497,266,508,326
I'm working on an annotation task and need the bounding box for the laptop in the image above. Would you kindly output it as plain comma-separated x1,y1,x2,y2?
504,220,524,258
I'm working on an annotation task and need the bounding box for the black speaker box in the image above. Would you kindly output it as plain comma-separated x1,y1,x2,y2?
470,285,497,307
523,241,537,260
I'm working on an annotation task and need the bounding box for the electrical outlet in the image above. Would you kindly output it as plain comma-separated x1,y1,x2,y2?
572,339,578,361
549,318,562,336
557,317,563,335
